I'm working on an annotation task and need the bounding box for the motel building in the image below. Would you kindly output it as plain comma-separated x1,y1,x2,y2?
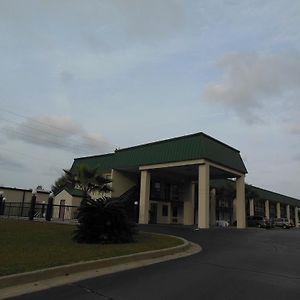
68,132,300,228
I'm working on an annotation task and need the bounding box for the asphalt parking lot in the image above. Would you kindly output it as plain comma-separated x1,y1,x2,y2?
9,225,300,300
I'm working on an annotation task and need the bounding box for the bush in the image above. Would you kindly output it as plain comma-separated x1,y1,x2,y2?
73,197,137,244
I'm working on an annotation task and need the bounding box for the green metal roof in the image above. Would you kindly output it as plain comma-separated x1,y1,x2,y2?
211,179,300,207
71,132,247,174
251,186,300,207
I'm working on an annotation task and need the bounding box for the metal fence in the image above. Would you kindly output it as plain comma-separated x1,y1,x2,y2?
0,201,79,222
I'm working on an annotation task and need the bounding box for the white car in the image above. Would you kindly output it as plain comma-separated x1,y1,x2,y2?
216,220,229,227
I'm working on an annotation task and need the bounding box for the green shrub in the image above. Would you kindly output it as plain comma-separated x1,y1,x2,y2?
73,197,137,244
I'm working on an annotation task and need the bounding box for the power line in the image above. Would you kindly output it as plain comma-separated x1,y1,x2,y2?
0,107,110,152
0,118,103,154
0,126,88,153
0,107,80,136
0,145,68,170
0,115,74,141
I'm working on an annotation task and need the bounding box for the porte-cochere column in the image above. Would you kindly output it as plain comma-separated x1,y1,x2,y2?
265,200,270,219
276,203,281,218
139,170,151,224
236,175,246,228
198,163,210,228
286,205,290,222
295,207,299,228
249,199,254,216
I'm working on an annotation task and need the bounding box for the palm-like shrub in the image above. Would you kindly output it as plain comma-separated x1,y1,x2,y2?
63,166,112,202
73,197,137,244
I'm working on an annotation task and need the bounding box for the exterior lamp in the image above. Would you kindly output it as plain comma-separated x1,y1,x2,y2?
134,201,139,223
2,197,6,213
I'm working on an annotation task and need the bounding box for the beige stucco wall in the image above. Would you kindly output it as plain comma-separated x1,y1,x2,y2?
0,188,49,203
36,192,49,203
111,169,136,198
53,190,81,220
54,190,74,206
0,189,27,202
71,196,82,207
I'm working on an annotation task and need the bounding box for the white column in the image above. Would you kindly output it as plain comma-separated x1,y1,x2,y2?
295,207,299,227
276,202,281,218
265,200,270,219
286,205,290,222
232,198,237,223
198,163,210,228
236,175,246,228
210,188,216,226
139,170,151,224
183,183,195,225
249,199,254,216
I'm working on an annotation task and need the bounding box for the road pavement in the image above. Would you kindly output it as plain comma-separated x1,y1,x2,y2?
8,225,300,300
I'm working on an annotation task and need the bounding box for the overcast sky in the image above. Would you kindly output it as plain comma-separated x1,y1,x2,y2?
0,0,299,198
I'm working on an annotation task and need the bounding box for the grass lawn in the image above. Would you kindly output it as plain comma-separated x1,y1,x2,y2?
0,218,183,276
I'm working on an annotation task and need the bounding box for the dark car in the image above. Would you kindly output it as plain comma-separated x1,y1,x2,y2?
273,218,291,229
247,216,271,228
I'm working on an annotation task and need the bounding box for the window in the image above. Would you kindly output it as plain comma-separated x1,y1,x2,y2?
162,205,168,217
155,182,161,190
151,181,161,200
170,184,179,201
172,206,178,217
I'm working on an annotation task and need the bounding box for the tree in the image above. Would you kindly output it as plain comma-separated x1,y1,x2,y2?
63,166,112,202
51,171,72,195
65,165,136,244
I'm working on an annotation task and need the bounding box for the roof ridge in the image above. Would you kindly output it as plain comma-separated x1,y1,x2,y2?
115,132,240,153
74,152,115,160
115,132,203,152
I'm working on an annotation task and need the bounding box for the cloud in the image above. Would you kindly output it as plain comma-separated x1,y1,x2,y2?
59,38,188,82
0,154,27,171
203,52,300,123
59,71,74,85
289,124,300,135
110,0,186,43
2,115,113,154
294,154,300,161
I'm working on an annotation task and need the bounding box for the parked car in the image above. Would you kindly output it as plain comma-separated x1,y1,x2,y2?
273,218,291,229
247,216,271,228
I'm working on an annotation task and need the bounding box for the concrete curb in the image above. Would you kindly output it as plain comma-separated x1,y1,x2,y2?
0,233,200,291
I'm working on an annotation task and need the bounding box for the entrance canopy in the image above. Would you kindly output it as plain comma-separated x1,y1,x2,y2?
71,132,248,229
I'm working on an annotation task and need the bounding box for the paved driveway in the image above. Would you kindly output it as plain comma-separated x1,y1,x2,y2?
10,226,300,300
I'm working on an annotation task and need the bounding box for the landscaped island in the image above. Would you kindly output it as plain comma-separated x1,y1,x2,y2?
0,219,183,276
